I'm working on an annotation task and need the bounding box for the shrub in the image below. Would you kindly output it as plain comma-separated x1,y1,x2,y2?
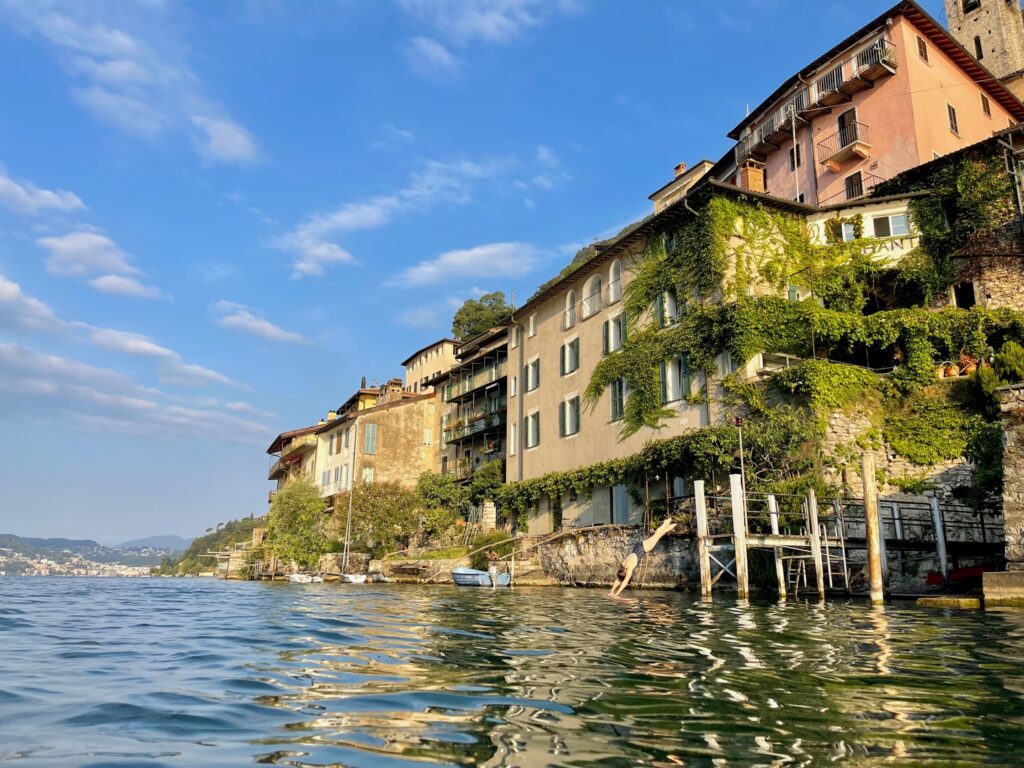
469,531,516,571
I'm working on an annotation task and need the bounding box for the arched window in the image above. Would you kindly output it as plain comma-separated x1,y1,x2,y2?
564,289,577,329
963,0,981,13
974,35,984,60
608,260,622,303
582,274,603,318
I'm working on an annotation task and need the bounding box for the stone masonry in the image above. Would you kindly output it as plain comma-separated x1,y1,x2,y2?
1000,385,1024,569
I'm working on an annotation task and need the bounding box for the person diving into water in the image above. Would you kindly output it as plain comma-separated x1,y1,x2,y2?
609,517,677,596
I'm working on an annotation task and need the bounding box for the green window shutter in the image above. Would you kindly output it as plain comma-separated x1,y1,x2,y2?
571,396,580,432
655,294,665,327
659,361,668,404
559,401,566,436
559,344,566,376
364,424,377,455
571,338,580,371
602,321,609,356
534,413,540,446
621,313,628,342
681,354,691,397
788,285,798,302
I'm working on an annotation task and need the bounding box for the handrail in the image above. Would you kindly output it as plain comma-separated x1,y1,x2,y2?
817,171,886,206
817,121,870,162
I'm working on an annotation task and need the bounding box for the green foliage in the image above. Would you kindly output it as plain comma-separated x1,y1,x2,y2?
995,340,1024,383
451,291,512,340
468,460,504,506
966,420,1004,508
335,481,421,559
770,360,877,416
158,516,264,575
417,471,466,514
469,531,516,571
266,478,328,568
883,391,977,466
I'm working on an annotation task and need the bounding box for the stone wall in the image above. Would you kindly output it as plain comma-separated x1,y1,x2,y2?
531,527,696,589
1000,385,1024,570
823,409,974,500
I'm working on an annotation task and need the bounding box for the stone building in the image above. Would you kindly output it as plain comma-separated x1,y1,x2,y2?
946,0,1024,100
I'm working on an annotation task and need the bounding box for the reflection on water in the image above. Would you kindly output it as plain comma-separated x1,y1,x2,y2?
1,578,1023,766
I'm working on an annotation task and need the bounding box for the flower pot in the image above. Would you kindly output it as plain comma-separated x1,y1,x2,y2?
943,363,959,378
961,363,977,376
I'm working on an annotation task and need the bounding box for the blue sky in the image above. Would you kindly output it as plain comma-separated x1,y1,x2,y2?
0,0,946,542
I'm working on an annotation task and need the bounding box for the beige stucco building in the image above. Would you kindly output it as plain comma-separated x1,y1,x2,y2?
401,339,457,394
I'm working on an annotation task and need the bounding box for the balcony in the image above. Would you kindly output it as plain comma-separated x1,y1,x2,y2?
561,305,577,331
818,171,886,206
442,361,507,403
281,433,317,458
735,38,896,163
817,121,871,172
605,279,622,306
443,409,507,444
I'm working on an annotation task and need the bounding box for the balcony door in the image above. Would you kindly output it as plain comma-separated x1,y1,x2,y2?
837,108,857,147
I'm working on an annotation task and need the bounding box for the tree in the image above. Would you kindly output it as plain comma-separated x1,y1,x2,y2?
468,460,504,507
335,481,421,558
266,478,327,569
451,291,512,340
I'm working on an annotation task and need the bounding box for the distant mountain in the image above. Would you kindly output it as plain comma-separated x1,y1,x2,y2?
116,535,190,552
0,533,183,567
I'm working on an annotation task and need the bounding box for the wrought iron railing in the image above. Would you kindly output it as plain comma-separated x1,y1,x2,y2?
817,121,870,163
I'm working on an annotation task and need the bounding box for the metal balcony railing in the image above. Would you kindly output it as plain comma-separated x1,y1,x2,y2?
605,279,622,305
443,408,507,442
818,172,887,206
735,38,896,162
580,289,603,319
817,121,870,164
442,361,508,402
561,306,577,331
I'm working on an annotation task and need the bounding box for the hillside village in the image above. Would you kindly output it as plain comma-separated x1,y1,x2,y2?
250,1,1024,592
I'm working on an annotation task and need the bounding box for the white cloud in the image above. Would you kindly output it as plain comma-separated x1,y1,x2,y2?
0,168,86,215
396,306,441,328
191,115,259,165
89,328,174,359
276,157,508,278
0,274,67,334
1,6,261,165
403,36,462,82
397,241,539,285
213,300,307,344
37,231,137,277
397,0,582,44
370,122,416,151
0,342,268,443
89,274,163,299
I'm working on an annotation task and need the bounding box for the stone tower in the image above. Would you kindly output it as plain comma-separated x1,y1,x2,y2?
947,0,1024,100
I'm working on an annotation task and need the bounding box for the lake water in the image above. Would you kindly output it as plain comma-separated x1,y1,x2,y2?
2,578,1024,766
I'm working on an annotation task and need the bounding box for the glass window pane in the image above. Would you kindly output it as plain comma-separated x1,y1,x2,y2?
891,214,910,236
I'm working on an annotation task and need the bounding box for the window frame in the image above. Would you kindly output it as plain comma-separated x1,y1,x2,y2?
524,358,540,392
524,411,540,449
559,395,581,437
607,260,623,304
560,337,580,376
981,92,992,118
947,102,960,136
917,35,929,63
610,377,626,422
581,274,603,319
363,423,378,455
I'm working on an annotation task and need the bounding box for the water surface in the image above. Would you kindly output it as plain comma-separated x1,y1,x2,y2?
1,577,1023,766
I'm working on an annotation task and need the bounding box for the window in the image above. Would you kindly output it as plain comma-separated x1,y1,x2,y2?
510,375,518,397
328,436,334,456
788,144,802,171
560,338,580,375
334,466,341,483
661,356,690,404
974,35,984,60
528,314,537,337
524,412,540,449
510,325,520,349
948,103,960,136
525,359,540,392
963,0,980,12
795,192,806,204
953,281,976,309
361,467,374,483
873,213,910,238
655,289,679,327
321,470,329,486
603,314,626,355
842,222,858,242
608,260,622,303
610,378,626,422
845,171,864,201
917,36,928,63
423,427,433,446
564,289,577,329
344,427,350,449
582,274,603,318
788,285,799,302
363,423,377,455
981,92,991,117
509,423,517,456
341,464,349,488
559,396,580,437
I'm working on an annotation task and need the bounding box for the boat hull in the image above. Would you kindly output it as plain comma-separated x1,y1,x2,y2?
450,567,511,587
342,573,367,584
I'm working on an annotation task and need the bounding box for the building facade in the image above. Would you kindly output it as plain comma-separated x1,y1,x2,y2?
402,339,457,394
722,1,1024,207
946,0,1024,100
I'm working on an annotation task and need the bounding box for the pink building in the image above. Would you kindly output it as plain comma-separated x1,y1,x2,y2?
721,0,1024,206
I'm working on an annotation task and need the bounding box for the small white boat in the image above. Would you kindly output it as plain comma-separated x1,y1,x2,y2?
288,573,324,584
341,573,367,584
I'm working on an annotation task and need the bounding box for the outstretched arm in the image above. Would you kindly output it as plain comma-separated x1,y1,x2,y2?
610,564,636,596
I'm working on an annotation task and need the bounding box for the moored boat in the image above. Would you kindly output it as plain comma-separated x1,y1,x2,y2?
342,573,367,584
288,573,324,584
450,566,511,587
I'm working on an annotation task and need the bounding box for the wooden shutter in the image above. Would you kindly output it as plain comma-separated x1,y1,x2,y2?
660,361,668,404
602,321,609,356
571,397,580,433
559,344,566,375
681,354,691,397
559,400,566,436
572,338,580,371
655,294,665,327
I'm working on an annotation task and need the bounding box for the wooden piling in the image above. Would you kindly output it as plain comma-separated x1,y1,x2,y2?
768,494,786,600
862,452,885,606
807,489,826,601
729,474,749,600
930,497,949,585
694,480,712,600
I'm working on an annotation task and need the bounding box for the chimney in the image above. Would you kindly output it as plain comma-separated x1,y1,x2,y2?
360,376,367,389
327,410,337,421
738,161,766,193
674,162,687,178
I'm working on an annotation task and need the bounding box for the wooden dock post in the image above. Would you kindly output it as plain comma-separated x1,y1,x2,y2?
694,480,712,600
807,489,826,601
862,452,885,606
768,494,786,600
930,497,949,585
729,474,750,600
